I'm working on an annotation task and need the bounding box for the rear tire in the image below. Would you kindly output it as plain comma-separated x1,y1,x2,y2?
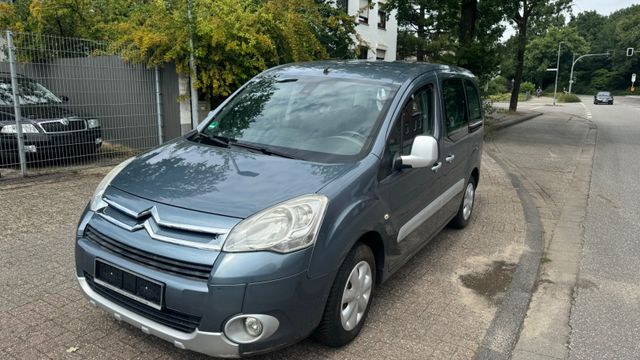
449,176,477,229
313,243,375,347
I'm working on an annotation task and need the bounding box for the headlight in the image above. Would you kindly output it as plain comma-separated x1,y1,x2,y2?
87,119,100,129
223,194,329,253
89,157,135,211
0,124,39,134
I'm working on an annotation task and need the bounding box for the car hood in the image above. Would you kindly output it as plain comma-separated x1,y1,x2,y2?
110,138,355,218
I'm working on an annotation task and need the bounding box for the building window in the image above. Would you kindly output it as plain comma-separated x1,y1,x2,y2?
358,0,370,24
376,49,386,60
358,46,369,60
337,0,348,13
378,10,387,29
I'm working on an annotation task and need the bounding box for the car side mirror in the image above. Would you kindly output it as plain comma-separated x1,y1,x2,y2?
399,135,438,168
59,95,69,103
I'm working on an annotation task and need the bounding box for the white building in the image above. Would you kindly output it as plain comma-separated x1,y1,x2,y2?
339,0,398,61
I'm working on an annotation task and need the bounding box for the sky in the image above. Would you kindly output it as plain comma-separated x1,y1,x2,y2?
501,0,637,40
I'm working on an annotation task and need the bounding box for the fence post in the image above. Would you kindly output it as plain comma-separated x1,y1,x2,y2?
6,31,27,177
154,66,164,145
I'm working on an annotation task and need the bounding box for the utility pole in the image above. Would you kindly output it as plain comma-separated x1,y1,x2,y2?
188,0,199,129
568,52,610,94
553,41,564,106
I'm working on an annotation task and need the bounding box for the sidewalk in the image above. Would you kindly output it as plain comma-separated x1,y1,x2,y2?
484,104,596,360
485,97,548,131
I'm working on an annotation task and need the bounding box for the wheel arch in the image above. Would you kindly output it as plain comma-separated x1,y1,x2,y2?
470,167,480,188
356,231,386,285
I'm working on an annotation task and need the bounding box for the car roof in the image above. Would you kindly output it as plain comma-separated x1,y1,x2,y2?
263,60,475,85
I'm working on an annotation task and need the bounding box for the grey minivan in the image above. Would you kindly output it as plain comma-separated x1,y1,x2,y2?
75,61,483,358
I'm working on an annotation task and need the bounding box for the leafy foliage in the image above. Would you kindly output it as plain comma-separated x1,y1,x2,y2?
557,93,580,102
569,5,640,93
0,0,358,102
383,0,505,82
520,81,535,94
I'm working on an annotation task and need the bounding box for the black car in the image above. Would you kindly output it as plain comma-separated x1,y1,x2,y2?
0,74,102,164
594,91,614,105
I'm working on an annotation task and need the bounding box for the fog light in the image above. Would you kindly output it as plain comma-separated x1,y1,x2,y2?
95,137,103,145
244,317,263,337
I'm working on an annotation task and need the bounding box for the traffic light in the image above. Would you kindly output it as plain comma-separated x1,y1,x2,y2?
627,48,635,57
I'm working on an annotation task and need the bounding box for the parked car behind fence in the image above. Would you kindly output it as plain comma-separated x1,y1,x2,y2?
1,31,165,179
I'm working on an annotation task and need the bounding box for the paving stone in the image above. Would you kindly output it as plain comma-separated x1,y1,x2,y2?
0,153,526,359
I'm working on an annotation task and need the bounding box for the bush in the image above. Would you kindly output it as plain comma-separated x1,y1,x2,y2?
520,81,536,94
487,93,528,102
557,93,581,103
487,76,508,95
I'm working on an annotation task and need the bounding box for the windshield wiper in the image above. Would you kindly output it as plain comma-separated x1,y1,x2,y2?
229,141,297,159
193,131,231,148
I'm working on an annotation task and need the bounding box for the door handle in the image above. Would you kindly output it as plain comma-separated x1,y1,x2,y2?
431,161,442,172
445,154,455,163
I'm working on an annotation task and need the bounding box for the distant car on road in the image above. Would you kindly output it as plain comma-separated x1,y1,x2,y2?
594,91,614,105
0,73,102,164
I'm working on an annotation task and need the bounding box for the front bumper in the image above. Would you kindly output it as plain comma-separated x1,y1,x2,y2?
0,128,102,154
75,208,333,357
77,276,240,357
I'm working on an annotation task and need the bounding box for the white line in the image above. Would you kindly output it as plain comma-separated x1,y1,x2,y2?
579,102,592,119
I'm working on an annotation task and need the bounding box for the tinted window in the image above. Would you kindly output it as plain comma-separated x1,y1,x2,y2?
443,79,467,134
380,85,435,178
201,76,398,163
464,80,482,122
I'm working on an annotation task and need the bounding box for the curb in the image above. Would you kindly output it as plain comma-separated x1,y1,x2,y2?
474,151,545,360
490,112,543,131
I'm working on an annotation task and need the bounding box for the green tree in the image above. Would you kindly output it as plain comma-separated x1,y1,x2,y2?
1,0,358,104
523,26,589,90
383,0,505,81
502,0,572,111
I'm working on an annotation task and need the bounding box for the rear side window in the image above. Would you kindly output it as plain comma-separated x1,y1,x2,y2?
442,79,467,134
464,80,482,123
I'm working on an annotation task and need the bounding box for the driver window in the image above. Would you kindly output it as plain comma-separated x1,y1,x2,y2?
379,84,435,179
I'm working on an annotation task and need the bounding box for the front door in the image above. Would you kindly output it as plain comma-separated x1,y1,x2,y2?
378,81,445,270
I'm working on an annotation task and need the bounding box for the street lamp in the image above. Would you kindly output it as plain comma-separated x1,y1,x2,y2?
568,52,610,94
552,41,565,106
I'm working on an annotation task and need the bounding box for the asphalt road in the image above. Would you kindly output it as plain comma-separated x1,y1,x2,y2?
568,96,640,359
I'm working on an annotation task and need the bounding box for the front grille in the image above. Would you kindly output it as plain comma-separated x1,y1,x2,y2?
40,119,86,132
85,273,201,333
85,226,213,280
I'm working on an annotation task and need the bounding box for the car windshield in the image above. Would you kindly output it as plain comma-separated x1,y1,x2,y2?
0,78,63,105
199,75,398,163
597,92,611,96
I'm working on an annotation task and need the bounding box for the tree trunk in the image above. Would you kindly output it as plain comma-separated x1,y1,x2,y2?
509,17,528,112
416,5,426,61
459,0,477,43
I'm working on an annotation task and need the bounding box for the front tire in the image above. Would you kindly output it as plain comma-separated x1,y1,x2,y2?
313,243,375,347
450,176,477,229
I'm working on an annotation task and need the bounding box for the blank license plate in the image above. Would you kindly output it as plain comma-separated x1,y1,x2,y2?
94,259,164,310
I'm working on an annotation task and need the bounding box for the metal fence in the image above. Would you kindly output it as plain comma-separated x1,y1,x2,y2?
0,31,163,179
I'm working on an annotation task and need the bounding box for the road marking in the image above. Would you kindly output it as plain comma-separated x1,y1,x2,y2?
579,102,592,119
